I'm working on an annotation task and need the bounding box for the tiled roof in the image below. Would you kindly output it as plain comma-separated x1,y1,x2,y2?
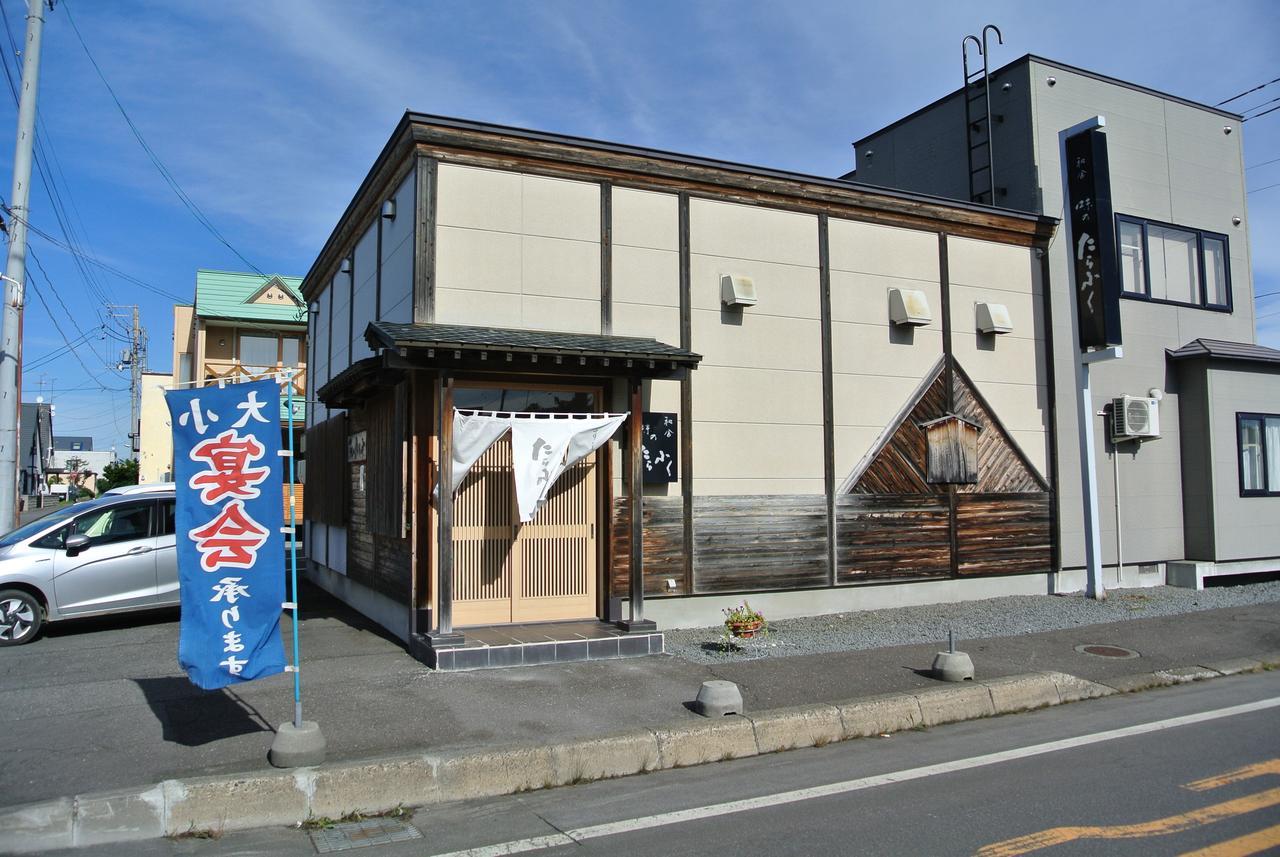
366,321,701,365
194,269,307,325
1166,338,1280,365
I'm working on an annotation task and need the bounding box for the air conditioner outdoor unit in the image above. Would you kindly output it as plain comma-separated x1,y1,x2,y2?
1112,396,1160,441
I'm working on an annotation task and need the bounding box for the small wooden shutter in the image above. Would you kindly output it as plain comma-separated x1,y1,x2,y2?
366,388,404,537
303,413,349,526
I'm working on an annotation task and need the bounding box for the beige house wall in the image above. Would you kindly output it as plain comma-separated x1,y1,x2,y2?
427,163,1046,498
829,219,943,483
688,198,823,495
434,164,602,334
137,371,173,484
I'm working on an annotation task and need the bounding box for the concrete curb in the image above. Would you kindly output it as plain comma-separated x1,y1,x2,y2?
2,656,1275,853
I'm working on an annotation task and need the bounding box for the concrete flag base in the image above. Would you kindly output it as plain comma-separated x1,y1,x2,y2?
269,721,327,768
931,650,975,682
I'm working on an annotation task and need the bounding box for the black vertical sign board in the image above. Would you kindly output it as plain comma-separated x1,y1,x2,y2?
1065,127,1122,350
641,412,678,483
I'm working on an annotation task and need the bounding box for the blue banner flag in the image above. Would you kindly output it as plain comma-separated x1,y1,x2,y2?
166,379,286,690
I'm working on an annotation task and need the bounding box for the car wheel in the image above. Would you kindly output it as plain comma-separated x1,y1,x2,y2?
0,589,43,646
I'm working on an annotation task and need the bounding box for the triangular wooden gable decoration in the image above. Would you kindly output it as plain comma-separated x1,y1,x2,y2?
246,276,302,307
845,357,1048,495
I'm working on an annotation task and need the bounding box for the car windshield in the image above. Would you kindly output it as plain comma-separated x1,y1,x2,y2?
0,502,96,548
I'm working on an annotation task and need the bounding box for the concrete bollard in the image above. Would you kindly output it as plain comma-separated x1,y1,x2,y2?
693,680,743,717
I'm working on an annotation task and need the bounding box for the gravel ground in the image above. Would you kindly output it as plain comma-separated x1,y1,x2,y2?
663,581,1280,664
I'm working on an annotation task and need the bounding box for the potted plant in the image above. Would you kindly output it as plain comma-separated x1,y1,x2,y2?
723,601,767,639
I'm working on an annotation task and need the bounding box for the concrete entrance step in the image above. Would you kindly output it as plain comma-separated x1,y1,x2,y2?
409,620,664,670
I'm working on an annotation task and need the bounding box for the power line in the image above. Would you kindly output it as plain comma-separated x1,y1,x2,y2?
1245,103,1280,123
1,205,189,302
1218,75,1280,107
61,0,264,276
1249,156,1280,171
0,0,116,311
24,272,115,390
1256,290,1279,299
1249,181,1280,194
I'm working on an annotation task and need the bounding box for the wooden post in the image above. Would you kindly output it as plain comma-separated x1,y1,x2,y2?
620,376,656,632
433,373,461,640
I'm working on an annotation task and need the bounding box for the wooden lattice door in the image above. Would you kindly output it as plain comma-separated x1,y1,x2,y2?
451,436,598,626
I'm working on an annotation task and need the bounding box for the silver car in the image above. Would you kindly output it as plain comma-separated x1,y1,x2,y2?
0,493,178,645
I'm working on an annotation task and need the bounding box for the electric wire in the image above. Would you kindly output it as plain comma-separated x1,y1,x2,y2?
1218,75,1280,107
60,0,264,276
1248,156,1280,171
1248,181,1280,194
1,205,188,302
0,0,116,312
1244,103,1280,122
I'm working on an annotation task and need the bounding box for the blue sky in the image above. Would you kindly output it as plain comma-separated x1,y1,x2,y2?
1,0,1277,454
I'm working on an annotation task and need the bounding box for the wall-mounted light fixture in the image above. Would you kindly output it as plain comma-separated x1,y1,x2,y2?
889,288,931,326
720,274,758,307
381,199,396,220
976,302,1013,334
339,257,352,275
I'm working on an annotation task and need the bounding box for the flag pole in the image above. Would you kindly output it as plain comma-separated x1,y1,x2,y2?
286,369,302,728
268,368,324,767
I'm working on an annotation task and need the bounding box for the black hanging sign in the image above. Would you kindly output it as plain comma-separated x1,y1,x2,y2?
641,412,677,483
1064,127,1122,350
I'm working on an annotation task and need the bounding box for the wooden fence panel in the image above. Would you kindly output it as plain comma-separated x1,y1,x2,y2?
836,494,951,582
610,497,684,597
955,493,1051,576
691,496,828,593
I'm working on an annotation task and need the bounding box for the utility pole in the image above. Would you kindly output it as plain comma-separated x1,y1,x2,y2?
107,305,146,455
0,1,51,529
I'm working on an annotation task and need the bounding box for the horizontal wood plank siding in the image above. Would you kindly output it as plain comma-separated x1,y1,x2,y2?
691,496,828,593
366,390,404,536
955,494,1051,576
611,497,685,597
836,494,952,581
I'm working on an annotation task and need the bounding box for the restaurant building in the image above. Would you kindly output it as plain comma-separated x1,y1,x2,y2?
301,112,1060,669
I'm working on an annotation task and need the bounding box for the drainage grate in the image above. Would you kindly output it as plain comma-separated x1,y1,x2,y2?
1075,644,1140,659
309,817,423,853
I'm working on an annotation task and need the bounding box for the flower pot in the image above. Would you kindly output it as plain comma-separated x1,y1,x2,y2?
727,619,763,639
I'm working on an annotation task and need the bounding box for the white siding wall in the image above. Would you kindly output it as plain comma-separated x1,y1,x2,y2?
351,223,377,361
380,171,416,324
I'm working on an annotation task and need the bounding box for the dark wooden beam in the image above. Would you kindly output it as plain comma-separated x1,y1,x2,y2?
678,192,694,597
818,214,836,586
619,377,655,632
432,373,462,643
1037,243,1062,575
414,154,438,323
600,180,612,334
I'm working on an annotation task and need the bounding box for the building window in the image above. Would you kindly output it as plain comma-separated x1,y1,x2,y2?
1238,413,1280,496
239,334,279,371
1116,215,1231,311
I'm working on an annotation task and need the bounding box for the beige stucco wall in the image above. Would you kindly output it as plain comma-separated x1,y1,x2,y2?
688,198,823,495
610,187,683,496
829,219,944,483
434,165,602,334
946,235,1051,477
171,305,194,382
137,371,173,484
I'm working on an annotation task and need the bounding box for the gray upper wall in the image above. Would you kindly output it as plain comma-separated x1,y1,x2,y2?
852,54,1259,573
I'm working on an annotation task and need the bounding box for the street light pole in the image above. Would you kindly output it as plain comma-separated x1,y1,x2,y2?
0,0,49,530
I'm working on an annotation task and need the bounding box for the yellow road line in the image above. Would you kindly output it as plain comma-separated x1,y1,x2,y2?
1184,759,1280,792
976,787,1280,857
1180,822,1280,856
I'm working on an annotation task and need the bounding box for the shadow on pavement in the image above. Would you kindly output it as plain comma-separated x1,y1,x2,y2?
133,677,274,746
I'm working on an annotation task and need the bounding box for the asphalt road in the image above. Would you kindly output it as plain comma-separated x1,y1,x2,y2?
38,668,1280,856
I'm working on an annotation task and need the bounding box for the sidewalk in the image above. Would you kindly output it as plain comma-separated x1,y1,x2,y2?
1,582,1277,851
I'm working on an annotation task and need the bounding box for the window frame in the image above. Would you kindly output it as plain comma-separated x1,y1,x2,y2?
1237,412,1280,498
1115,214,1232,312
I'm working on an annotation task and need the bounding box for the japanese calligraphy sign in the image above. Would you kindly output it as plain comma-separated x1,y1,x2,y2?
1064,126,1122,351
641,412,678,484
166,379,286,690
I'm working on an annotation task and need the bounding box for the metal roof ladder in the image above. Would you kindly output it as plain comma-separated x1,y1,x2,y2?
962,25,1003,205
